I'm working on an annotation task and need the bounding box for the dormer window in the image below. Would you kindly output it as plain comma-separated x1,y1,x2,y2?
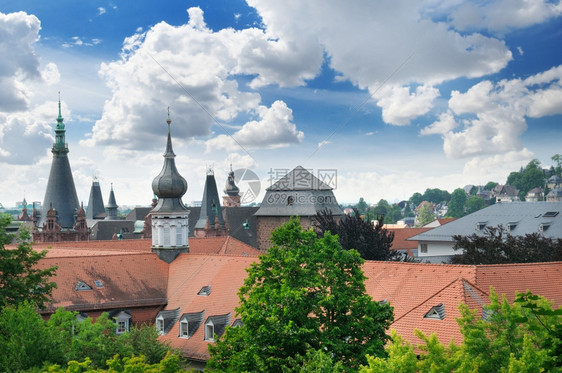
507,222,517,232
75,281,92,291
205,320,215,341
476,222,487,231
179,319,188,338
156,317,164,335
424,303,446,320
198,285,211,296
539,223,551,232
114,311,132,335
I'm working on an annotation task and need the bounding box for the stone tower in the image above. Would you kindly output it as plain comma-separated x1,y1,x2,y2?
105,183,119,220
194,169,228,237
151,112,189,263
223,165,241,207
39,97,80,229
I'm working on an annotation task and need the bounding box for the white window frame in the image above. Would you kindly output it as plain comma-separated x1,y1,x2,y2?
156,316,165,335
180,319,189,338
420,243,428,254
205,320,215,341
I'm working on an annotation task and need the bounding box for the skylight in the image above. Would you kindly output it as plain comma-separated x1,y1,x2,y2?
75,281,92,291
94,280,103,288
543,211,559,218
198,285,211,296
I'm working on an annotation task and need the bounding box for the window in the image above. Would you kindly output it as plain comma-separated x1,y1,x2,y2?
117,320,128,334
476,222,487,231
205,322,214,341
539,223,551,232
156,317,164,334
424,303,446,320
75,281,92,291
94,280,103,288
198,285,211,296
180,320,188,338
543,211,559,218
420,243,428,253
507,222,517,232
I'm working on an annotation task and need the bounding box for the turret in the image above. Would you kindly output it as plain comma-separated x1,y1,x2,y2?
150,111,190,262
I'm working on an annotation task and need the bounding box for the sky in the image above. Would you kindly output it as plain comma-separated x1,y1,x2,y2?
1,0,561,209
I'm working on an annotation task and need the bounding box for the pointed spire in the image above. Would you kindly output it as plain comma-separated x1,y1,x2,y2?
164,106,175,158
105,182,119,220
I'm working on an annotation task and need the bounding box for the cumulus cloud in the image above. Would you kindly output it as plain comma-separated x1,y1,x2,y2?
0,100,68,165
422,65,562,159
86,7,311,151
449,0,562,33
205,100,303,152
0,11,42,112
374,84,440,125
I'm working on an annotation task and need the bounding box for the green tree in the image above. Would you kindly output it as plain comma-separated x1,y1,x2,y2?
484,181,498,190
552,154,562,176
208,218,394,372
465,195,485,215
356,197,369,215
450,225,562,264
409,192,423,207
416,202,434,227
360,290,562,372
315,208,398,261
0,214,57,309
447,188,467,218
0,302,61,372
422,188,450,204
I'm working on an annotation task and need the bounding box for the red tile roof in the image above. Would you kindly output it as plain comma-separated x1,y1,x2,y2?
388,228,432,255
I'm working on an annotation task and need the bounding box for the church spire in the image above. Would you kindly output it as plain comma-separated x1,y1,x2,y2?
53,92,68,156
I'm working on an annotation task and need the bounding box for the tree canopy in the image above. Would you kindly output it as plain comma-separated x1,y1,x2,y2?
360,290,562,372
208,218,394,372
447,188,467,218
450,225,562,264
0,214,57,309
315,208,398,261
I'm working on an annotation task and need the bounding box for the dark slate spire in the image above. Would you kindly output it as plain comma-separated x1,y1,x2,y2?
40,96,80,229
151,113,188,212
86,178,105,219
195,169,226,230
105,183,119,220
224,164,240,197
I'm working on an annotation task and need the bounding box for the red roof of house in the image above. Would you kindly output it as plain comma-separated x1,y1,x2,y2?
388,228,432,255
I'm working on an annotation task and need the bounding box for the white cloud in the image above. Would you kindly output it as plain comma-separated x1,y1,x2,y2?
0,100,69,165
374,84,440,125
449,0,562,33
98,7,106,16
205,100,303,152
422,64,562,159
0,11,42,112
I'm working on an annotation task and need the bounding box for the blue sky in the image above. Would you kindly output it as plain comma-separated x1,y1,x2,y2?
1,0,561,208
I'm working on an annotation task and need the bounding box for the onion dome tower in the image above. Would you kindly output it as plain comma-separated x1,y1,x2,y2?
223,164,241,207
39,96,80,229
151,111,189,263
105,183,119,220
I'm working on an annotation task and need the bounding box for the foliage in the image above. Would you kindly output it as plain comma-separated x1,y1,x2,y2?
315,208,399,261
43,352,188,373
450,225,562,264
208,218,394,372
0,214,57,309
421,188,451,204
415,202,434,227
553,154,562,176
0,303,176,372
0,302,61,372
409,192,423,207
355,197,369,215
360,290,562,372
484,181,498,190
506,159,545,199
447,188,467,218
465,195,485,215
